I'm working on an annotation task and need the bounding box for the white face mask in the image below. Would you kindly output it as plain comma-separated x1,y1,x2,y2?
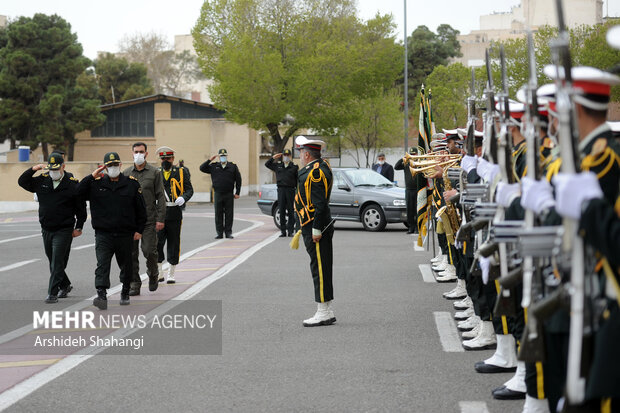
107,166,121,178
378,160,385,165
49,170,63,181
133,153,145,165
220,156,227,163
283,156,291,163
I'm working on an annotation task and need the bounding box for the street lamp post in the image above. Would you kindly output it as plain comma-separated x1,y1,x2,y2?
403,0,409,152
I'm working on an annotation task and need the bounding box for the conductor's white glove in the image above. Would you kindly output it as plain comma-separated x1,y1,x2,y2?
552,172,603,220
495,182,521,207
520,177,555,214
174,197,185,207
479,255,490,285
461,155,477,173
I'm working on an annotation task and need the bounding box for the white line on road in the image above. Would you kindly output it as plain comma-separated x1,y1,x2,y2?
72,243,95,250
0,234,39,244
433,311,465,352
0,259,40,272
414,244,424,251
459,401,490,413
419,264,435,283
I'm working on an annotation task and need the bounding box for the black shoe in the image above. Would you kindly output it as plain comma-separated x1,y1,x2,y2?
45,295,58,304
215,234,223,239
149,277,159,292
57,285,73,298
474,361,518,374
120,294,130,306
93,289,107,310
225,233,234,239
407,229,416,234
279,233,287,237
288,233,294,237
492,386,525,400
128,286,141,296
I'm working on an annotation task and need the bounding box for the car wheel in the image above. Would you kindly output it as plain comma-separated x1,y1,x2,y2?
361,204,386,232
272,204,282,230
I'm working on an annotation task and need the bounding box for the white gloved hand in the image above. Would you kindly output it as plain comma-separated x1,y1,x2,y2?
495,182,521,207
461,155,477,173
479,256,490,285
552,172,603,219
174,197,186,207
483,164,500,183
476,157,491,180
520,177,555,214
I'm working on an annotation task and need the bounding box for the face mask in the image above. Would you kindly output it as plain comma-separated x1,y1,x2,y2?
283,156,290,163
107,166,121,178
220,156,227,163
378,160,385,165
49,170,62,181
161,160,172,170
133,153,145,165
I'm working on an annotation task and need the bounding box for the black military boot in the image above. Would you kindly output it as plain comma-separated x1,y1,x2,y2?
45,295,58,304
57,285,73,298
128,282,141,296
93,289,107,310
120,286,130,305
148,275,159,292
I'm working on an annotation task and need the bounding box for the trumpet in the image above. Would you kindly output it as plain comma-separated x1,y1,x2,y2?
404,154,461,178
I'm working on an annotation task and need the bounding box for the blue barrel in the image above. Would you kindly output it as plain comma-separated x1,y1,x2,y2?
18,146,30,162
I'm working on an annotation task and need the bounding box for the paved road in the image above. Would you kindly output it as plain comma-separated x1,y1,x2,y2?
0,198,523,412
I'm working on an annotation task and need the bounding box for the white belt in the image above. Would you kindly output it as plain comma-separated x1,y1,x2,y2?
166,202,177,207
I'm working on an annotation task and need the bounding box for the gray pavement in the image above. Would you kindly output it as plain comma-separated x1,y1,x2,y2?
1,198,523,412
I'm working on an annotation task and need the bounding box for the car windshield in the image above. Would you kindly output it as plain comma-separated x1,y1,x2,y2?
343,169,393,187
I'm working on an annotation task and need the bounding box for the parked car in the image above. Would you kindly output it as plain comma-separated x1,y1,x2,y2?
257,168,408,231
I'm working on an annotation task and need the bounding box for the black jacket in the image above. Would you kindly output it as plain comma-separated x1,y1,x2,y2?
161,165,194,221
372,162,394,182
265,158,299,188
199,160,242,195
394,157,422,190
18,168,87,232
295,159,333,233
78,174,146,235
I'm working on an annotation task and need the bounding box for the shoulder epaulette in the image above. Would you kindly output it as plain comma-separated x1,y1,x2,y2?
42,173,49,177
70,176,78,181
129,175,138,181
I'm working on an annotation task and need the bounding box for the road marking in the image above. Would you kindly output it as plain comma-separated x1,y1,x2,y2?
187,255,237,260
0,359,61,369
3,219,13,223
0,259,40,272
459,401,490,413
72,243,95,250
0,218,278,411
0,234,39,245
414,244,424,251
175,267,218,272
419,264,435,283
434,311,464,352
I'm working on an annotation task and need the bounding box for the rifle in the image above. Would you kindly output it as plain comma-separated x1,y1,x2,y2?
466,68,477,156
550,0,587,403
484,48,499,163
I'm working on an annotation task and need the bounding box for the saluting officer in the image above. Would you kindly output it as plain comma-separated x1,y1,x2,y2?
294,136,336,327
199,148,242,239
123,142,166,295
265,148,299,237
394,147,419,234
156,146,194,284
18,152,86,303
78,152,146,310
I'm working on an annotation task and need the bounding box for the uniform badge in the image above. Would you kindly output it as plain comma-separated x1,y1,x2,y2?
592,138,607,157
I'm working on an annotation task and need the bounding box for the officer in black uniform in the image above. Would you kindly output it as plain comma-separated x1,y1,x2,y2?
294,136,336,327
156,146,194,284
265,148,299,237
394,147,419,234
18,153,86,303
78,152,146,310
199,148,242,239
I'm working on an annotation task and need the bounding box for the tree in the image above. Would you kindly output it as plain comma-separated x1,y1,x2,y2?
192,0,402,153
0,14,104,159
424,63,470,129
118,32,204,97
341,88,403,168
92,53,154,104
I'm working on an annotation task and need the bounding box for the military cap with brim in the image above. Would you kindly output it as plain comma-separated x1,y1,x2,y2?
408,147,418,155
543,65,620,111
103,152,120,165
295,135,326,151
283,149,292,156
47,153,64,170
218,148,228,156
442,129,462,141
157,146,174,158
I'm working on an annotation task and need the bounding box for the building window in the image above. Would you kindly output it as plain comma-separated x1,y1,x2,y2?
170,101,225,119
91,102,155,137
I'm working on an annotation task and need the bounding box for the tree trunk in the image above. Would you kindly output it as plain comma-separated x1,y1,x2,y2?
41,142,49,162
66,139,75,161
267,122,299,154
9,137,16,150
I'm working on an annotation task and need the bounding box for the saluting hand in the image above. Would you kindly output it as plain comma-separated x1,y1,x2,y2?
273,153,282,159
210,155,217,161
134,232,142,241
32,164,47,171
92,165,106,178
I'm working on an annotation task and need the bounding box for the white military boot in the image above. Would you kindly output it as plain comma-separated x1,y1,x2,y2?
462,320,496,350
166,265,176,284
454,306,474,320
493,361,526,399
461,319,482,339
432,255,449,271
158,262,164,282
454,296,473,310
303,302,336,327
436,265,457,282
444,279,467,299
458,314,480,331
474,334,518,373
431,253,445,264
522,395,550,413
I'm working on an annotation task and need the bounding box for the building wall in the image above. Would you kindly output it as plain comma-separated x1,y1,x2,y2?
174,34,214,104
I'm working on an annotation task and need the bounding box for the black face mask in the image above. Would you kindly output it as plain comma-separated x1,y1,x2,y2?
161,160,172,170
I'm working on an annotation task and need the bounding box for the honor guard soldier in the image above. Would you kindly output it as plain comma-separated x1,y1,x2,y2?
294,136,336,327
123,142,166,295
18,152,86,303
265,148,299,237
78,152,146,310
199,148,242,239
156,146,194,284
394,147,419,234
